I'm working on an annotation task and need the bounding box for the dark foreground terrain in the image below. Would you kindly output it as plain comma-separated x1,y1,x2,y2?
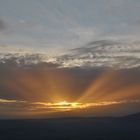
0,113,140,140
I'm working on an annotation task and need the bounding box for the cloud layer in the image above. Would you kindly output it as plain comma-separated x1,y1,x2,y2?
1,0,140,49
0,40,140,69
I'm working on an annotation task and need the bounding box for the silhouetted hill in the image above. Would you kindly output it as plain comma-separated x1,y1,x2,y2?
124,112,140,120
0,113,140,140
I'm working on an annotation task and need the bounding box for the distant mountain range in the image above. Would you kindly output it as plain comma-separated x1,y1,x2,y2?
0,112,140,140
124,112,140,121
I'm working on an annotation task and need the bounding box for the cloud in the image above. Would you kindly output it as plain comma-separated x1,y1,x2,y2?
0,98,25,103
57,40,140,69
0,40,140,69
0,58,140,102
29,99,140,111
0,96,139,118
1,0,140,50
0,55,140,118
0,19,6,31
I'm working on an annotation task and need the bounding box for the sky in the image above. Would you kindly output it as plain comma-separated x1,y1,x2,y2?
0,0,140,118
0,0,140,51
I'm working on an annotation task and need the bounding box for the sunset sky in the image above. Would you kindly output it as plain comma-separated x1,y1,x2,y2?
0,0,140,118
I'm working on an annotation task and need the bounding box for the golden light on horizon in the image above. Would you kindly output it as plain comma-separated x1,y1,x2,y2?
33,101,84,110
1,68,140,118
30,99,140,113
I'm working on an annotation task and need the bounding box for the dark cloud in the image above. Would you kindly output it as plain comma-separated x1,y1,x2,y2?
0,58,140,118
0,19,6,31
0,57,140,101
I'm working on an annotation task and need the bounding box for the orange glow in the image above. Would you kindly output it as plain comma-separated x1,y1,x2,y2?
30,99,139,112
33,101,83,109
1,68,140,118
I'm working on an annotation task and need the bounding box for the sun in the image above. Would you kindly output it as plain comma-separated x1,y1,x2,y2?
33,101,89,111
49,101,82,109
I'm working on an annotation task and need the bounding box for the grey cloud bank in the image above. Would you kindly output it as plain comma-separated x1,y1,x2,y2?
0,40,140,69
0,0,140,50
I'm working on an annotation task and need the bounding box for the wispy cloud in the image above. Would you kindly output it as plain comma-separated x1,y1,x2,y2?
0,97,139,114
0,98,25,103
